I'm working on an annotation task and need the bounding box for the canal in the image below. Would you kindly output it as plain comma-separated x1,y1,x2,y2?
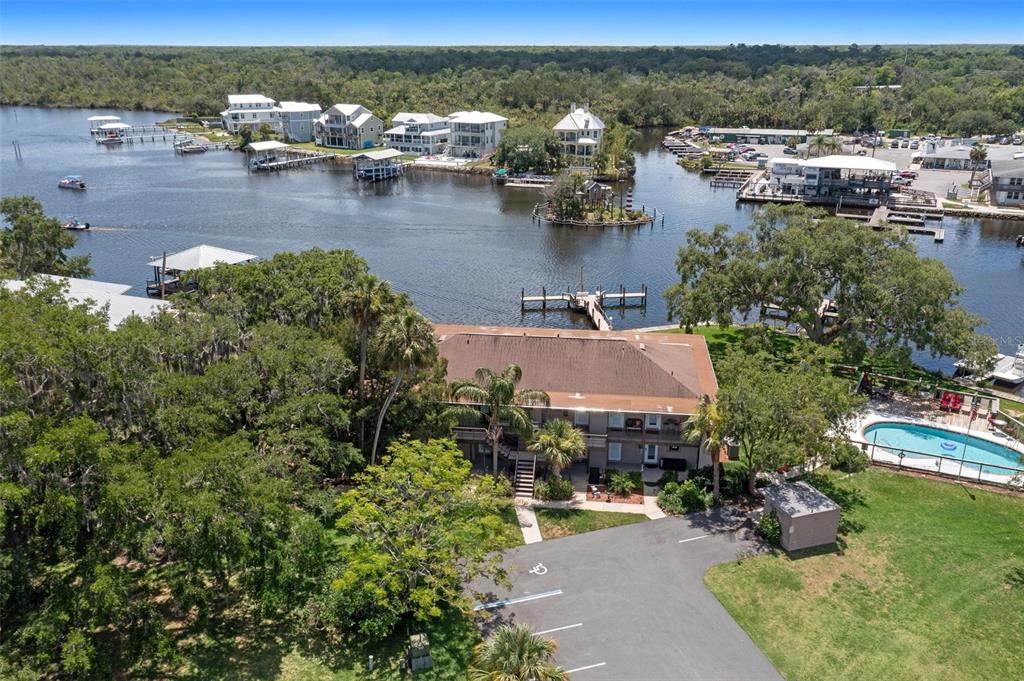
1,106,1022,380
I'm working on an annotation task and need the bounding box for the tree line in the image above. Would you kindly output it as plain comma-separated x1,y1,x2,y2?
2,45,1023,134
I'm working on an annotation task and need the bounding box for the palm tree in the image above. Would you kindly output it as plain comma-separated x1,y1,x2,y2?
448,364,550,475
969,144,988,187
683,394,727,504
369,310,435,465
808,134,842,157
342,274,394,449
468,624,568,681
529,418,586,478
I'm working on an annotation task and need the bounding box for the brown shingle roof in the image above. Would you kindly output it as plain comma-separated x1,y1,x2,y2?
435,325,718,414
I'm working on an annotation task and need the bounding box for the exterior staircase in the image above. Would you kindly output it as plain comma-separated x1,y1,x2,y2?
514,455,536,499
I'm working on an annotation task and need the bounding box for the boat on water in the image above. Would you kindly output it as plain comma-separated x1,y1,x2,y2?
63,217,90,231
97,134,124,145
957,343,1024,386
58,175,86,189
174,140,208,154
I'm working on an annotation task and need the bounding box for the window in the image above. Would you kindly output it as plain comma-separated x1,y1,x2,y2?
645,414,661,431
608,412,624,430
574,410,589,427
608,442,622,462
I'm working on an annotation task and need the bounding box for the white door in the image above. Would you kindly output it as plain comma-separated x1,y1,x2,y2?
644,444,658,464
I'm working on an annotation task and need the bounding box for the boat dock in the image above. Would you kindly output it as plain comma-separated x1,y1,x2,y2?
505,176,555,188
246,141,339,173
837,206,945,242
708,168,755,188
521,285,647,331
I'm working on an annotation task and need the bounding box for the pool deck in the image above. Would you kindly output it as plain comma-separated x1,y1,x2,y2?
849,399,1024,486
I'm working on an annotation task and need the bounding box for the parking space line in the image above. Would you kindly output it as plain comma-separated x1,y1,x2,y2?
473,589,563,611
566,662,607,674
535,622,583,635
678,534,710,544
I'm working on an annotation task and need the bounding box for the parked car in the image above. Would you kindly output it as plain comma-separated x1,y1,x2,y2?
999,137,1009,145
900,170,918,179
1014,137,1023,145
909,140,919,149
890,140,900,148
783,147,799,155
893,177,913,186
900,139,910,148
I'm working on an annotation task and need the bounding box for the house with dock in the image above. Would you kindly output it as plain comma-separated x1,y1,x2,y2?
384,112,450,155
989,160,1024,207
553,104,605,168
275,101,321,143
447,110,508,158
220,94,280,134
437,324,719,479
763,155,896,206
314,104,383,149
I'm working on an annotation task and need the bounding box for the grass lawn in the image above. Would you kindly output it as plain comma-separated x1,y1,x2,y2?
705,469,1024,681
534,508,647,539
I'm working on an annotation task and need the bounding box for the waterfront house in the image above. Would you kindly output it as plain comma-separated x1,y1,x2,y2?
275,101,321,143
767,155,896,207
553,104,605,169
384,112,450,156
989,160,1024,207
436,324,719,475
220,94,280,134
314,104,383,149
3,275,170,329
447,111,508,158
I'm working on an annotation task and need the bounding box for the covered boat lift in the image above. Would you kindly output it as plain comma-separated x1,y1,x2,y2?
146,244,258,297
352,148,405,181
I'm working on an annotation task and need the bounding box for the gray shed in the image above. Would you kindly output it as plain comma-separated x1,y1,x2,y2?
762,481,840,551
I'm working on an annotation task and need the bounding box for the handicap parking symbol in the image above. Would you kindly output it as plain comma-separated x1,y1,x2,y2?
529,563,548,575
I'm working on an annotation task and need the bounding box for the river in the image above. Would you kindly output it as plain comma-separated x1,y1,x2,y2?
1,106,1022,384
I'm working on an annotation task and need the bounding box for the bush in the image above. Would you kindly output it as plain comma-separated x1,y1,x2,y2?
830,442,870,473
535,476,574,501
607,470,640,497
756,511,781,545
657,480,713,515
658,470,679,487
688,463,748,498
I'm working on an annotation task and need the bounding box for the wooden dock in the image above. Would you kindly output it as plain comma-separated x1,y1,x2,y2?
838,206,945,242
708,168,755,188
521,285,647,331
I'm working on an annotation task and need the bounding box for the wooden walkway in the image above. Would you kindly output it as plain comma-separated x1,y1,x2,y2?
521,286,647,331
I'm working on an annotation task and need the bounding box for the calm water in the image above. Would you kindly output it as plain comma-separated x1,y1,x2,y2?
2,106,1022,380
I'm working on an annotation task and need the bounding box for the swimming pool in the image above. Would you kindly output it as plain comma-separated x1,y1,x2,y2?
863,422,1024,476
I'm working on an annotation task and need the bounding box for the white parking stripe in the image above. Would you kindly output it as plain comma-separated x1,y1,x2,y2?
678,534,710,544
567,662,607,674
473,589,563,611
535,622,583,635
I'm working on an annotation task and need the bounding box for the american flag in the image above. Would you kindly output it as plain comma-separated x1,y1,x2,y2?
970,403,978,422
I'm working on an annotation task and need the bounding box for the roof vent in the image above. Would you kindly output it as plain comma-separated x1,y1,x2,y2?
639,343,646,351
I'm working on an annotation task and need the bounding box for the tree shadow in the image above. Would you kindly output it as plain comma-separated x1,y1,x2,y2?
1006,566,1024,591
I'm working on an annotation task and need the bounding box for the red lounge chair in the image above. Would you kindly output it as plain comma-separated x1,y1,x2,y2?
939,392,953,411
950,394,963,412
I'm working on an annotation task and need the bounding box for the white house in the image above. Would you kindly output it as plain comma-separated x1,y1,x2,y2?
989,160,1024,207
314,104,383,149
447,111,508,158
553,104,605,167
2,275,170,329
275,101,321,143
384,112,450,156
220,94,280,134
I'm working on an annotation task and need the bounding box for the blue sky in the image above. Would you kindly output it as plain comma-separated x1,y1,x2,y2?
1,0,1021,46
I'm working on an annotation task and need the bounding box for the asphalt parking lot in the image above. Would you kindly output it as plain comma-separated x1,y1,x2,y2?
470,511,782,681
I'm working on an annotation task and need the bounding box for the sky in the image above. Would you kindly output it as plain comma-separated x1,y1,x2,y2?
0,0,1021,46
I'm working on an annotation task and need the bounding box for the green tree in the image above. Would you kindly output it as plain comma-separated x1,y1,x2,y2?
449,364,550,475
331,438,512,638
785,136,800,148
239,125,254,147
493,125,561,174
808,134,842,156
543,173,587,220
258,122,274,141
969,143,988,186
683,394,726,504
468,624,568,681
342,273,396,449
664,204,997,366
0,196,92,279
528,418,586,478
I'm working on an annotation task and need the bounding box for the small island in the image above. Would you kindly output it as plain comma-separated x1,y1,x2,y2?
535,173,653,226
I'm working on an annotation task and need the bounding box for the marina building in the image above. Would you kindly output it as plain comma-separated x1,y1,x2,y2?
220,94,280,134
436,324,719,475
314,104,383,149
553,104,605,168
383,112,450,156
989,160,1024,207
699,126,814,144
919,145,983,171
765,155,897,206
447,110,508,158
275,101,321,143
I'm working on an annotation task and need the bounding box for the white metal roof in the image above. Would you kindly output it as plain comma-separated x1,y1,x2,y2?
2,275,169,329
99,122,132,130
392,112,448,125
801,155,896,172
276,101,321,113
449,110,508,125
763,482,840,518
326,103,366,117
350,112,375,128
553,107,606,132
147,244,257,271
245,140,289,152
576,137,598,146
354,149,404,161
87,115,121,122
925,145,973,160
702,126,810,137
228,94,276,106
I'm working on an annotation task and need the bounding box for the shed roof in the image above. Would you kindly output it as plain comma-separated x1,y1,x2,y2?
147,244,257,270
2,275,169,329
245,140,289,152
762,482,840,518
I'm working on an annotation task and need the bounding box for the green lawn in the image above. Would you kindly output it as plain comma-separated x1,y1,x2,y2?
534,508,647,539
705,469,1024,681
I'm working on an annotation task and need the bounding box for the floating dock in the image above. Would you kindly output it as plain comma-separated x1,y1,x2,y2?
521,285,647,331
838,206,945,242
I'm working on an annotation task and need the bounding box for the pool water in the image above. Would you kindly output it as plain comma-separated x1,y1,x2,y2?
863,422,1024,475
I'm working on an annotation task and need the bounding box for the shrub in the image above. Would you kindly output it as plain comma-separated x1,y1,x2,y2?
657,480,713,515
830,442,870,473
535,476,575,501
756,511,781,545
658,470,679,487
688,463,747,498
607,470,638,497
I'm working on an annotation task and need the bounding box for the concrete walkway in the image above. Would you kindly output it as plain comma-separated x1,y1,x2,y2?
514,505,543,544
517,493,666,520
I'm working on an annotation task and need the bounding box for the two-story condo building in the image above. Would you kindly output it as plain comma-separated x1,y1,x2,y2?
553,104,605,168
447,111,508,158
275,101,321,143
989,160,1024,207
384,112,450,156
314,104,383,149
437,325,719,476
220,94,280,134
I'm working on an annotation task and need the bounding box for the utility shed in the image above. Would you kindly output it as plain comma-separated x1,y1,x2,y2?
762,481,840,551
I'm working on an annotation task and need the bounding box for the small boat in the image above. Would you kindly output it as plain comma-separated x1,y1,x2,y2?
174,140,208,154
97,134,124,145
58,175,86,190
957,343,1024,386
63,217,90,231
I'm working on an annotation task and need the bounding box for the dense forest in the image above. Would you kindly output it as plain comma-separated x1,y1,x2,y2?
2,45,1024,134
